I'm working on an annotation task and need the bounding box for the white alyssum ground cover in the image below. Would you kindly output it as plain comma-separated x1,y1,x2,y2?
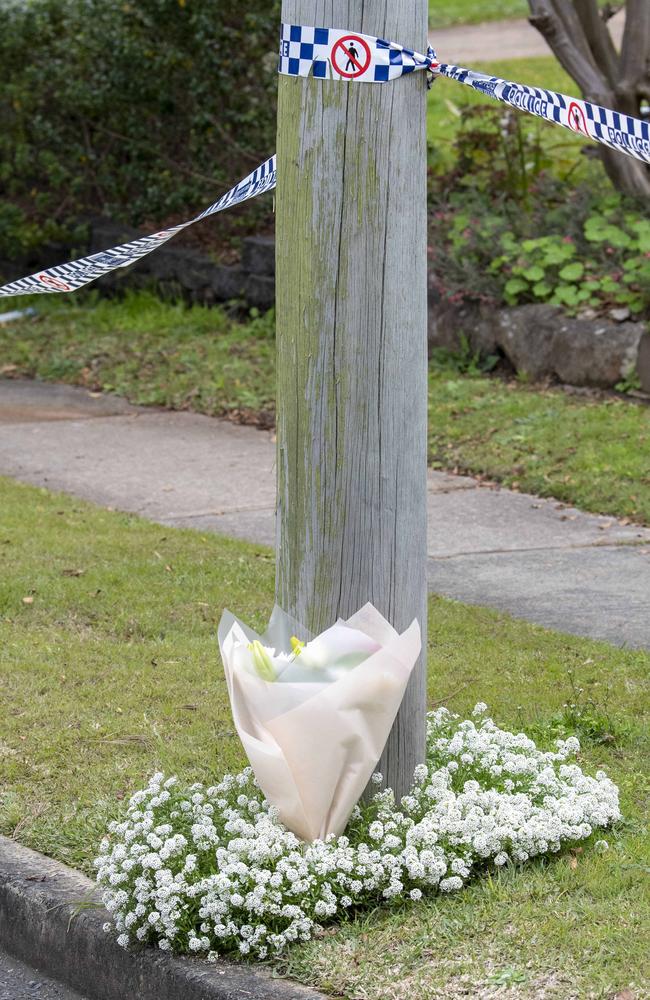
95,706,620,959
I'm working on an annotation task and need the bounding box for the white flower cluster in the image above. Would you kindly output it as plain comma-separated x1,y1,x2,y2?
95,706,620,959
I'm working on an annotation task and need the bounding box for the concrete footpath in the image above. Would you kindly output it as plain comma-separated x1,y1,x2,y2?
431,10,625,63
1,378,649,649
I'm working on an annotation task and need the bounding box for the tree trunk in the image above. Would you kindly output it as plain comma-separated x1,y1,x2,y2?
528,0,650,200
600,145,650,199
275,0,429,800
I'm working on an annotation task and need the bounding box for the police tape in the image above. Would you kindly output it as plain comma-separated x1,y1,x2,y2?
434,62,650,166
278,23,432,82
279,23,650,165
0,156,276,299
1,22,648,300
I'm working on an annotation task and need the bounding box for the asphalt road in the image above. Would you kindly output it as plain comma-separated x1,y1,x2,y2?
0,948,88,1000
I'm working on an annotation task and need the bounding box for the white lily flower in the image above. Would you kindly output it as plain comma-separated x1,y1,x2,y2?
228,620,382,684
227,624,297,682
284,624,380,682
218,604,421,842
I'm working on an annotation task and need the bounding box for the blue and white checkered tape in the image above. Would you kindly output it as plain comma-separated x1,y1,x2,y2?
1,23,649,300
278,23,431,83
435,63,650,166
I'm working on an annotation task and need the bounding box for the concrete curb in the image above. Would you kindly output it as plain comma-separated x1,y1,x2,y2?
0,836,329,1000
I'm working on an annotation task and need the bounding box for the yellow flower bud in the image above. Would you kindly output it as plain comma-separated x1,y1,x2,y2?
248,641,276,681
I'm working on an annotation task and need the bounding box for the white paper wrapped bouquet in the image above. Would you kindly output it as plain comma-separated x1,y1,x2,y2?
218,603,421,842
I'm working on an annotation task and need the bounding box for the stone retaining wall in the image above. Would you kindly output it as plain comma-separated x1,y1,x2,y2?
89,220,276,311
2,227,648,392
427,280,650,393
0,221,276,313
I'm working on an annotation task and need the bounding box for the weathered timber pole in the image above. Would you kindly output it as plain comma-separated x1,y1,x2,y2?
276,0,429,799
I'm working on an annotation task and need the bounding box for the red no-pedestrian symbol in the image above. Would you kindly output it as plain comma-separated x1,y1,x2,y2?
38,272,72,292
331,34,372,79
568,101,588,135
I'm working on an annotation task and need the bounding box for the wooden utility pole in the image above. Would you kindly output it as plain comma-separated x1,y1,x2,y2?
276,0,429,799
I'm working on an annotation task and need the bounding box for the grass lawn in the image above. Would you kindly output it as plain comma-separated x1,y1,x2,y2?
427,376,650,523
428,0,608,27
429,0,527,28
1,291,649,524
0,292,277,426
1,475,648,998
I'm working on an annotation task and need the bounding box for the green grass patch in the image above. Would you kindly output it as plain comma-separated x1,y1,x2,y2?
2,291,649,524
428,0,608,28
1,475,648,998
0,291,276,424
0,476,273,867
429,0,527,27
428,372,650,523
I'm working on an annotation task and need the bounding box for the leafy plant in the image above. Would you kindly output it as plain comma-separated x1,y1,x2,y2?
528,669,632,748
615,370,642,394
430,333,500,375
493,211,650,314
428,108,650,318
487,967,529,987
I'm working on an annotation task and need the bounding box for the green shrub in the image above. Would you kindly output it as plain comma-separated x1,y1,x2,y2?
0,0,280,258
428,106,650,318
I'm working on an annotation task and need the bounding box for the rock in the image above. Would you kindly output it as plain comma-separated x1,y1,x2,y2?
1,216,275,310
495,304,645,388
638,330,650,394
496,305,559,379
609,306,631,323
427,277,500,357
427,294,647,389
242,236,275,277
244,274,275,311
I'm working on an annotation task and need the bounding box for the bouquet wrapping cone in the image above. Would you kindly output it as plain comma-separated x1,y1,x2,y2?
218,603,421,842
